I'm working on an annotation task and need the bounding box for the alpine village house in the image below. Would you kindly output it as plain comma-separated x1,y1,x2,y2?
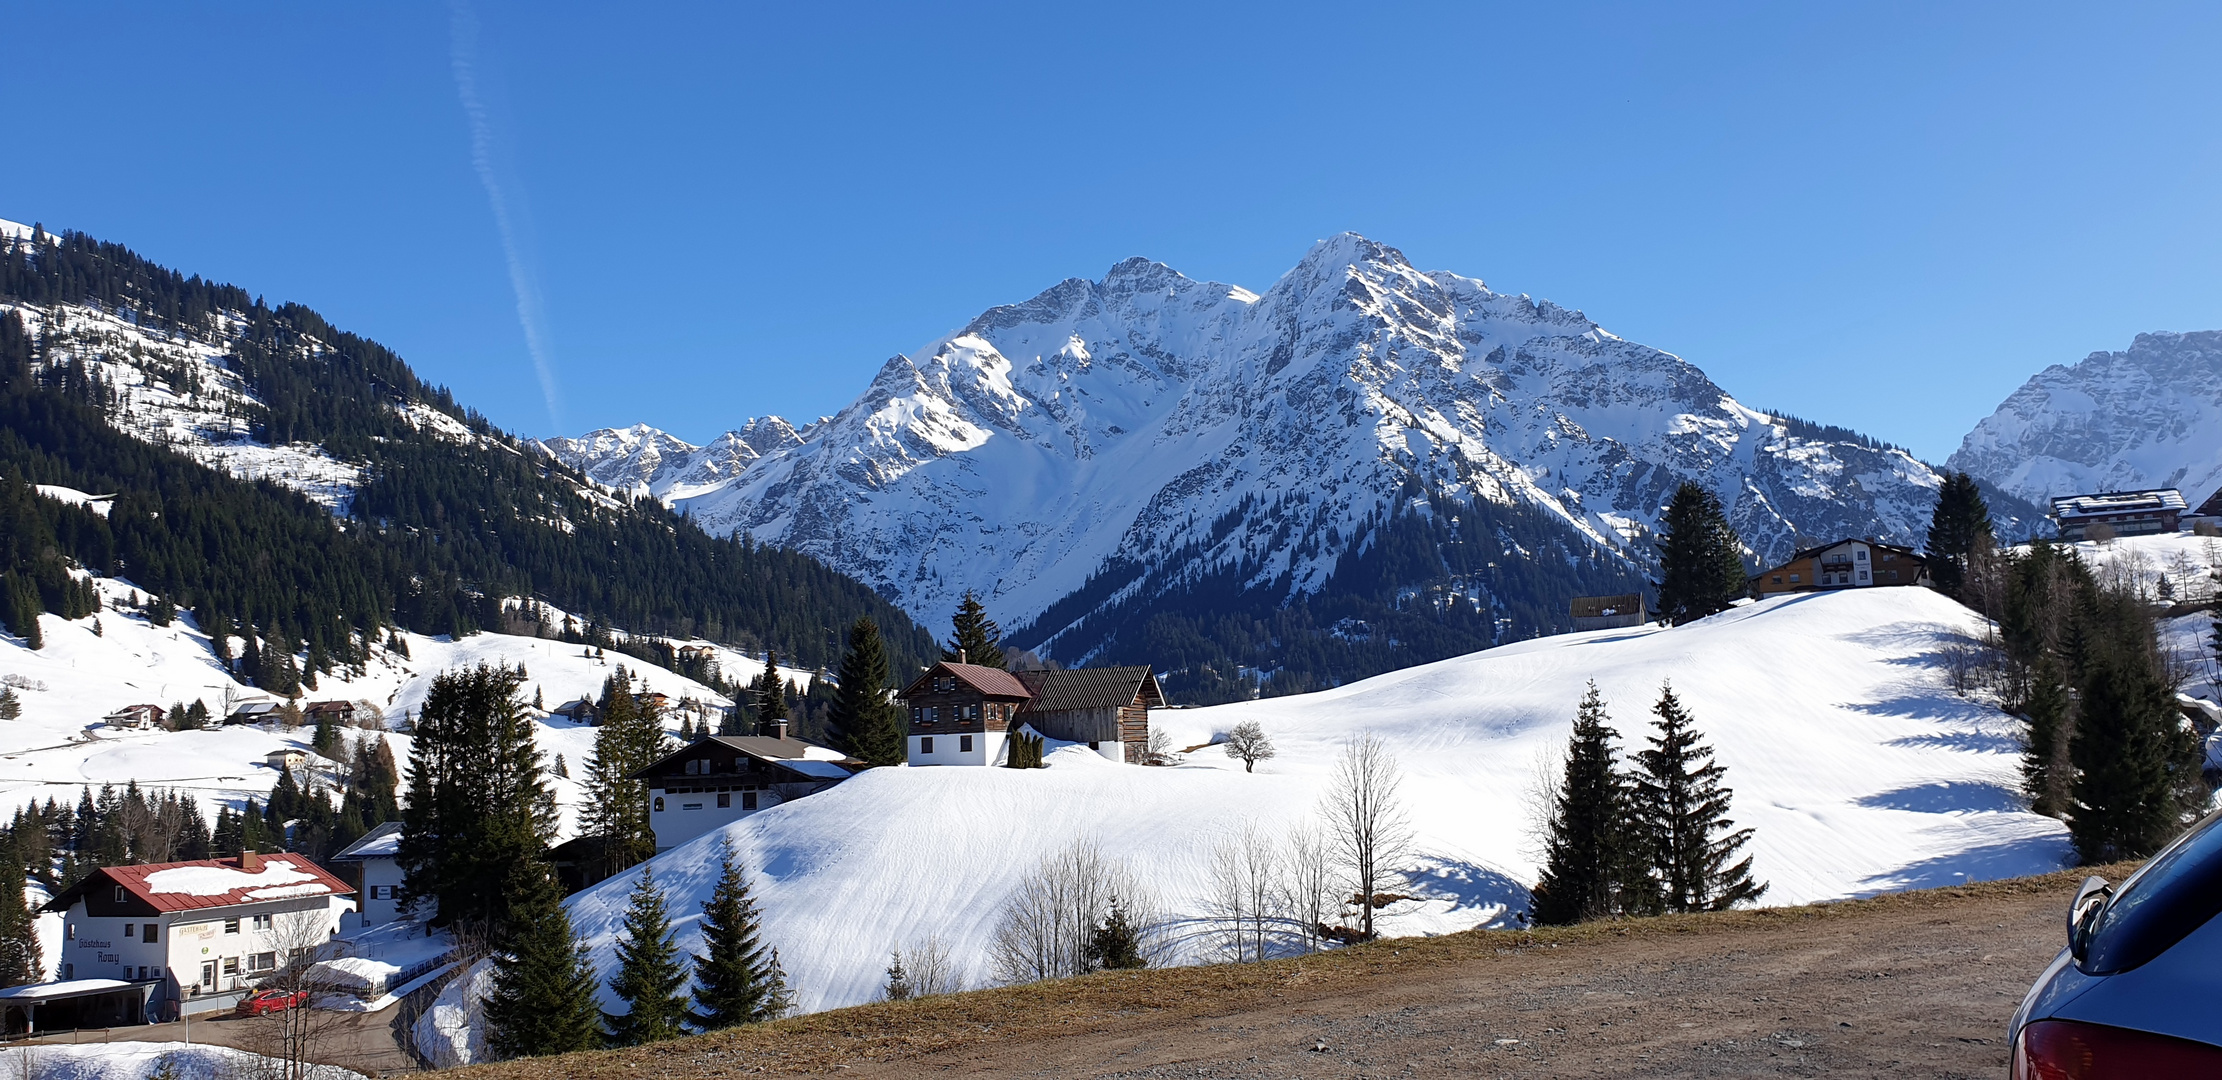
897,661,1167,766
1750,539,1934,599
629,722,864,852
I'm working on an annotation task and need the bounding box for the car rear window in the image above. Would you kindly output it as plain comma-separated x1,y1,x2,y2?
2085,806,2222,975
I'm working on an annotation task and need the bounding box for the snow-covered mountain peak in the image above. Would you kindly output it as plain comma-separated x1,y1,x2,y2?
1948,329,2222,508
536,417,803,502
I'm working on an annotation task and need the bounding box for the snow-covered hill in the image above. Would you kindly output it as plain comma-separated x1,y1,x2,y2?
1950,330,2222,510
553,236,2006,663
0,552,817,843
560,585,2068,1016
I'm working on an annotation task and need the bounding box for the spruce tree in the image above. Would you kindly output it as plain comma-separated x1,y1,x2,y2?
691,839,778,1030
0,687,18,721
2020,659,2072,818
1925,472,1995,601
942,591,1005,668
604,866,690,1047
2069,647,2198,862
754,651,789,734
484,865,602,1059
1653,482,1747,626
1083,897,1146,970
0,847,41,986
883,953,912,1001
831,618,906,766
583,666,666,878
1629,683,1766,912
1531,682,1632,925
396,664,557,939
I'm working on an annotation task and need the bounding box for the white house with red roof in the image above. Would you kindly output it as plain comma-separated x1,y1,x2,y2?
40,851,354,1018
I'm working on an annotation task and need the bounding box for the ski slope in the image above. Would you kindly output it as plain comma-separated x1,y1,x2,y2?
564,585,2072,1016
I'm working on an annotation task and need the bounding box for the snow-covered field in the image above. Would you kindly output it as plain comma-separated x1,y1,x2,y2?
561,585,2075,1016
0,1041,360,1080
0,562,816,843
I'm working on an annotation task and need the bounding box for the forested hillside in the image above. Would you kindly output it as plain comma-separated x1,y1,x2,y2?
0,225,935,676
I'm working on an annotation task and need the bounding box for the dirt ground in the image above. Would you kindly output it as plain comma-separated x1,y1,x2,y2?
461,865,2123,1080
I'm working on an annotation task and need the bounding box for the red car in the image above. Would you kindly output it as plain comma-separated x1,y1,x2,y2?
235,988,309,1016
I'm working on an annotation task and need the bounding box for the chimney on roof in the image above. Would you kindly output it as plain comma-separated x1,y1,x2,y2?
958,648,967,665
773,718,788,741
239,850,264,872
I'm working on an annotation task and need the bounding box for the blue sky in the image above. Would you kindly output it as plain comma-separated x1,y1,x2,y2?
4,2,2217,461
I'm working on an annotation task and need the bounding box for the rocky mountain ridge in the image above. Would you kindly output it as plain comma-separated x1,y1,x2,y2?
545,234,2030,680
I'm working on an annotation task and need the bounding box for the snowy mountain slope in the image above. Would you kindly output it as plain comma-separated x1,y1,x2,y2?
558,585,2068,1016
0,560,818,843
533,418,805,502
570,236,1995,669
1950,330,2222,510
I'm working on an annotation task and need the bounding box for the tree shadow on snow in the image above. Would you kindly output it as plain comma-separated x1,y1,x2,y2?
1850,834,2074,897
1401,855,1530,929
1884,729,2024,754
1856,780,2026,814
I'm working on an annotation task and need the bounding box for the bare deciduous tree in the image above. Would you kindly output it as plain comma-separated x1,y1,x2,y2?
232,907,350,1080
1207,820,1285,962
1222,721,1275,773
1319,733,1413,940
1282,824,1336,954
988,841,1162,985
896,934,959,997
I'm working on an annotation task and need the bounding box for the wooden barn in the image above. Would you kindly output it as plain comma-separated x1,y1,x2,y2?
896,662,1167,766
1568,594,1645,631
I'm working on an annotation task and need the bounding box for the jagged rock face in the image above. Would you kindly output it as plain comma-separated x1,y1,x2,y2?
581,234,1949,652
1948,330,2222,509
537,418,804,501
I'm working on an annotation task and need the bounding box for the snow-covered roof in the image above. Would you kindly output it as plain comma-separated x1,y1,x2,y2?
0,978,140,1000
780,759,853,780
2050,489,2188,520
42,854,353,914
330,821,404,862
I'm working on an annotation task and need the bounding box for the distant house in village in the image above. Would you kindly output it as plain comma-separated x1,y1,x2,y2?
303,701,355,725
2050,489,2187,541
549,698,600,724
896,662,1167,767
629,725,862,851
330,822,416,929
1751,539,1933,598
225,701,281,725
1569,594,1646,631
264,748,308,773
102,704,165,730
37,852,354,1022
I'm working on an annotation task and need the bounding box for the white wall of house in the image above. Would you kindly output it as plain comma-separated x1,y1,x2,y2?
59,895,347,994
349,857,423,928
907,731,1003,767
650,784,780,851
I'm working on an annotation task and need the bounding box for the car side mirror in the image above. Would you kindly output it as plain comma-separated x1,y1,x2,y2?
2067,875,2111,963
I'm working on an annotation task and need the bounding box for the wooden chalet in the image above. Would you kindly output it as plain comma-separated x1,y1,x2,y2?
303,700,355,724
896,662,1167,766
1751,539,1932,598
2192,486,2222,531
627,727,863,851
102,704,165,729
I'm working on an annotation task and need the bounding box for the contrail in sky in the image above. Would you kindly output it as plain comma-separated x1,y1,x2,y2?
449,0,562,429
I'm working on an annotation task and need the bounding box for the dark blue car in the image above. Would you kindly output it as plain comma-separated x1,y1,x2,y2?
2009,806,2222,1076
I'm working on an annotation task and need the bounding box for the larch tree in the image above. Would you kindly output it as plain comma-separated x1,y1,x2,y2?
484,863,602,1059
943,591,1005,669
1531,682,1634,925
1925,471,1996,601
396,664,558,940
1653,482,1748,626
691,838,783,1030
1629,683,1766,913
604,866,690,1048
830,617,905,766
